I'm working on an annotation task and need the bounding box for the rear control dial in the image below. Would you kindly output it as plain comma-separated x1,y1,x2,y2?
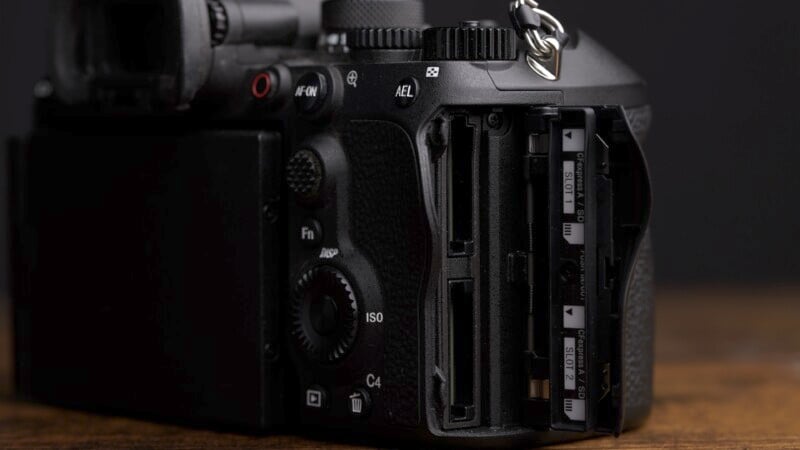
291,266,359,363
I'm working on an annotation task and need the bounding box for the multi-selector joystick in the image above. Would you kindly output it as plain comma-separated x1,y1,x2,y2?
287,150,324,202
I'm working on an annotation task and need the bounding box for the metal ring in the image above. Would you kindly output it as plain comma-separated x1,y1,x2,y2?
530,10,563,58
510,0,566,80
511,0,566,79
526,30,554,59
526,38,561,81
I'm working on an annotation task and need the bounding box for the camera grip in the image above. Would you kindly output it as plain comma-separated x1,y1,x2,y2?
621,217,655,430
619,104,655,429
340,120,430,426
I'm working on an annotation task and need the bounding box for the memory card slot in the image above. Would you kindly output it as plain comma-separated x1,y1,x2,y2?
447,115,477,256
440,111,482,431
447,279,476,423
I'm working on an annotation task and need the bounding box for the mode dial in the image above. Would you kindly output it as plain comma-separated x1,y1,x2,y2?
291,266,359,363
423,21,517,61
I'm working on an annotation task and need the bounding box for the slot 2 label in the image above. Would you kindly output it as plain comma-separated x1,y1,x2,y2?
560,127,588,423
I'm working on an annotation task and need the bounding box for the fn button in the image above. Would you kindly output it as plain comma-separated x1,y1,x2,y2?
300,219,323,247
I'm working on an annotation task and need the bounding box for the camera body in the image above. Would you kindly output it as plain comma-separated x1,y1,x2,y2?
9,0,653,447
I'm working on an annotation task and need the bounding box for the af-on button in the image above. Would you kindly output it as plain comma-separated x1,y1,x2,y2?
294,72,329,114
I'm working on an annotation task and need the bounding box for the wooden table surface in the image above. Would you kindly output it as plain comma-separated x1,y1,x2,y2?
2,287,799,449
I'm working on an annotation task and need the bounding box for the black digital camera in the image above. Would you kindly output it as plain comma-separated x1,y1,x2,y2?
8,0,654,447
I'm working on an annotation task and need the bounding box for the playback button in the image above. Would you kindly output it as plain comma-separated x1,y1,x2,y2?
305,385,328,410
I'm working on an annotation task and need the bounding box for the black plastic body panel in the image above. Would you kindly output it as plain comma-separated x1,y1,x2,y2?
12,130,284,429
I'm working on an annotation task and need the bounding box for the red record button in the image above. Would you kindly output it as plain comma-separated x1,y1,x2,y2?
251,72,273,99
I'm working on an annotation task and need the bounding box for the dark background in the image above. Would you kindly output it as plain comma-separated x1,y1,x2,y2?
1,0,799,297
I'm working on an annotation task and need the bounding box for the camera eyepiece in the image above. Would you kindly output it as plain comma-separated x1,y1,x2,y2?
51,0,322,108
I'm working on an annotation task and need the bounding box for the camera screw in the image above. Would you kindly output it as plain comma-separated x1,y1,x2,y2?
263,197,281,225
559,261,579,282
487,112,503,129
33,79,53,99
264,343,280,362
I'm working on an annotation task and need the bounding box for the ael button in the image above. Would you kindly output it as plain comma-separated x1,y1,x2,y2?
395,77,419,108
348,388,372,418
294,72,329,115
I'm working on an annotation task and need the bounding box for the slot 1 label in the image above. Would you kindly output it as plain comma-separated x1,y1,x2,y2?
563,161,575,215
560,127,588,424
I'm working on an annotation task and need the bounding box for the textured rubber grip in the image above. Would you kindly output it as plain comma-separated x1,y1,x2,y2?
342,120,429,426
620,104,654,430
322,0,425,30
622,231,655,430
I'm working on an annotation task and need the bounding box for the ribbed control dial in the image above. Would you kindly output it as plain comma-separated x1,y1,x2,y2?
423,22,517,61
348,28,422,50
286,150,324,201
206,0,228,46
291,266,359,363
